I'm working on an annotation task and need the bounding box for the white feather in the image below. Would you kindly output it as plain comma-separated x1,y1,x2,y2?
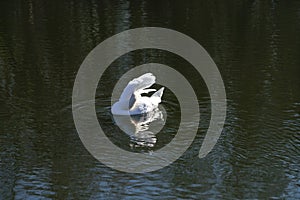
112,73,164,115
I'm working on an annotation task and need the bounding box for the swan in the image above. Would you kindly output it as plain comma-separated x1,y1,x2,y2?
111,73,164,115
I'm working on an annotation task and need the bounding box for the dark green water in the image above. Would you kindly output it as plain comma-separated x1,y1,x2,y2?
1,0,300,199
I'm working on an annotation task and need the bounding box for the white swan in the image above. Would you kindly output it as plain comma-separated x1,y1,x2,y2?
111,73,164,115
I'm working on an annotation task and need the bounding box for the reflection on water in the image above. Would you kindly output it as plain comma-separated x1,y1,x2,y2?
113,108,165,148
0,0,300,199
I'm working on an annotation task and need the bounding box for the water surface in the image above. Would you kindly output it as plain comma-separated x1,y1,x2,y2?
0,0,300,199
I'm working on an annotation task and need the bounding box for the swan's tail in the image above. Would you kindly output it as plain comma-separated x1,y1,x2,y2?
151,87,164,104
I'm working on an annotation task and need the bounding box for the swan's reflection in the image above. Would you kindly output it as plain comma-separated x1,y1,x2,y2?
113,108,165,148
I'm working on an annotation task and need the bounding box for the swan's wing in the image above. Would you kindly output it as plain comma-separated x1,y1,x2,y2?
151,87,164,99
150,87,164,105
120,73,156,101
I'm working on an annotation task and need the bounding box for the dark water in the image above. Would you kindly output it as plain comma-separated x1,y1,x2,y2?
1,0,300,199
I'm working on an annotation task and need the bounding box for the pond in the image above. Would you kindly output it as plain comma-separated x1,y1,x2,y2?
0,0,299,199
